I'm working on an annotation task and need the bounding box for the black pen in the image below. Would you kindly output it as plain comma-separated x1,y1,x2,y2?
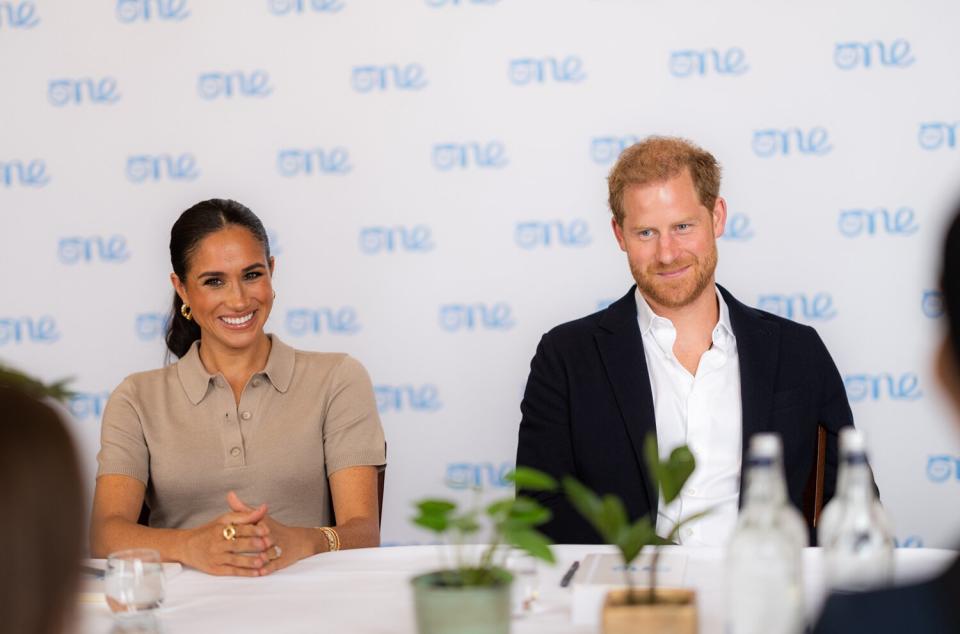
559,560,580,587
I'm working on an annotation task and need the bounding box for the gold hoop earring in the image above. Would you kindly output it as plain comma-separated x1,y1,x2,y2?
180,304,193,320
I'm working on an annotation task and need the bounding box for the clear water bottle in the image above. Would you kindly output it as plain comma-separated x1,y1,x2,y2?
821,427,894,592
726,433,805,634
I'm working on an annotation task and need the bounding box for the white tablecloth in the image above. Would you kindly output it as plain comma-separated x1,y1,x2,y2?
75,545,957,634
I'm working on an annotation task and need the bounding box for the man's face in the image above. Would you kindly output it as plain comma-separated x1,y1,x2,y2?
612,169,726,312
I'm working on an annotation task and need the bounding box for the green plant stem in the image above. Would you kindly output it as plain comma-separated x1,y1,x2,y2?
648,546,659,605
623,561,638,605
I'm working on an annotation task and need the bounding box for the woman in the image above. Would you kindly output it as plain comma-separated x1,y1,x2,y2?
813,206,960,632
90,199,386,576
0,385,84,634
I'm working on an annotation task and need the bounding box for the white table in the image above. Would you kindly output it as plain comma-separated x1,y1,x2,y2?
75,545,957,634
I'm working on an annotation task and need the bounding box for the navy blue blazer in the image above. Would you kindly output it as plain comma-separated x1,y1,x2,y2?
516,285,854,544
813,555,960,633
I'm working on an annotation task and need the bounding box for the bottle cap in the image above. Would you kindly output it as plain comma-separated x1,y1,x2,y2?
749,432,782,458
839,427,866,453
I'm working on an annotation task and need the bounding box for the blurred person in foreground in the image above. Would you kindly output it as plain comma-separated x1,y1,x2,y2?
90,199,385,576
0,385,84,634
517,136,858,546
813,207,960,632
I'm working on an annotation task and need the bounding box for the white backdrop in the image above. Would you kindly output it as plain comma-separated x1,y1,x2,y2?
3,0,960,548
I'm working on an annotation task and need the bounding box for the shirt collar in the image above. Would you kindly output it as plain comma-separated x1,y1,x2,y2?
176,334,296,405
634,286,737,355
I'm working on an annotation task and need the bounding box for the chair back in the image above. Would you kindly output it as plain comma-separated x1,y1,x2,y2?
801,424,828,529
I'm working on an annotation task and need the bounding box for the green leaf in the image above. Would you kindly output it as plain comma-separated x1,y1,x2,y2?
500,507,552,530
505,467,558,492
450,515,481,535
503,528,555,564
616,519,656,565
597,495,628,540
486,499,512,517
416,500,457,515
659,446,696,504
508,496,542,515
413,514,449,533
562,477,605,532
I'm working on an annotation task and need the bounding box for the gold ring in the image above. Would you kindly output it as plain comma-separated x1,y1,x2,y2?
222,524,237,541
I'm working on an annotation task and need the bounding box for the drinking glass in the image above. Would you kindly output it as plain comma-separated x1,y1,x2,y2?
505,549,539,617
105,549,166,617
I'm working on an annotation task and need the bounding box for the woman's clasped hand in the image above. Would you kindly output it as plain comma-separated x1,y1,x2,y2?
181,493,280,577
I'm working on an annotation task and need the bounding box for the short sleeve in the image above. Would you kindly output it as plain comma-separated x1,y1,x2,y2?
96,378,150,484
322,356,386,475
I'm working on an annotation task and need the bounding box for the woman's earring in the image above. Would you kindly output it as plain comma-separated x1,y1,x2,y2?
180,304,193,320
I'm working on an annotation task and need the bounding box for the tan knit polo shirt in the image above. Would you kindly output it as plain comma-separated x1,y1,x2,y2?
96,335,386,529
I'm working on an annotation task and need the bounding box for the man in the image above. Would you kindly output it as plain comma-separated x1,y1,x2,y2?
516,136,854,546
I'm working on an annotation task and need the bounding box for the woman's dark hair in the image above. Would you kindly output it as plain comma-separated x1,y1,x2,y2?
0,386,83,634
165,199,270,359
941,207,960,364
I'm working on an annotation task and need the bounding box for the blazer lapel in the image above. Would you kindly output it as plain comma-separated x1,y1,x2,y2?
594,286,658,517
720,285,780,501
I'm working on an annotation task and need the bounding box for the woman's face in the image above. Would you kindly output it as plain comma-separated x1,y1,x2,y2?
172,225,275,353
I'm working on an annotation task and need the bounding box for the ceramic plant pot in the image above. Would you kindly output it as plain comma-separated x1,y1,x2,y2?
411,569,513,634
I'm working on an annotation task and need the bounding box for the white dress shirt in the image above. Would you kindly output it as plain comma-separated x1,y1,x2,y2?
635,287,742,547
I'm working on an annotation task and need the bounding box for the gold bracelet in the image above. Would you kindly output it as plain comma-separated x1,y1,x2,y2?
316,526,341,552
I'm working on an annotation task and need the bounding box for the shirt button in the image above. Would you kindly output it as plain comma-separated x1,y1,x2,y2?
230,447,241,457
688,487,698,496
682,527,694,538
241,411,252,420
252,379,262,387
216,378,225,388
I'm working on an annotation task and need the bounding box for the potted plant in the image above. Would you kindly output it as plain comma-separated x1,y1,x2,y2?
410,467,557,634
0,362,72,401
562,434,707,634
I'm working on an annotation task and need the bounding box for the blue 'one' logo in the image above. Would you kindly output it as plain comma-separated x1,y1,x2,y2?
267,0,343,14
515,220,591,249
286,307,360,336
352,64,427,92
508,56,585,85
48,78,120,106
838,207,918,237
0,2,39,28
720,214,753,241
126,154,199,182
0,316,59,345
1,160,49,187
446,462,513,489
845,373,922,402
923,290,944,319
432,142,507,170
927,455,959,483
918,122,959,151
359,226,433,253
591,135,639,165
439,303,514,331
277,148,351,176
834,39,914,70
198,71,272,99
757,293,836,320
668,48,749,77
58,236,130,264
752,128,832,157
68,392,111,421
135,312,170,340
375,385,441,413
116,0,189,22
893,536,924,548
